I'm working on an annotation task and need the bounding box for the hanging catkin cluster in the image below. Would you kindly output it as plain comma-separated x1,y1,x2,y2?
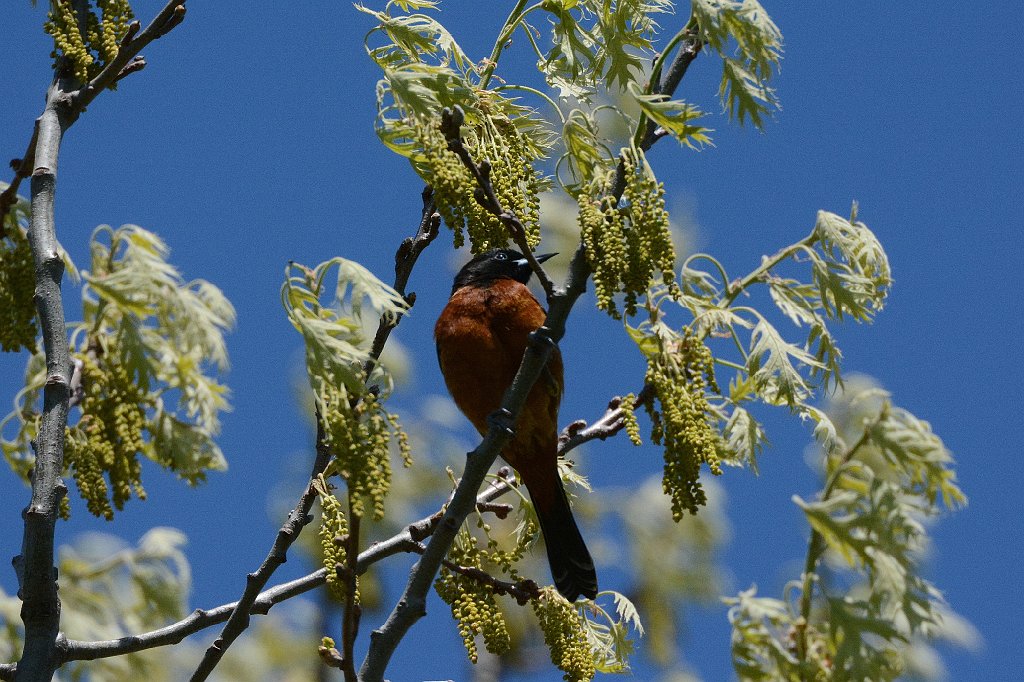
532,588,596,682
578,148,677,318
644,332,723,520
319,382,411,520
315,477,352,602
0,223,37,353
45,0,135,83
434,529,512,663
63,352,147,520
411,114,541,253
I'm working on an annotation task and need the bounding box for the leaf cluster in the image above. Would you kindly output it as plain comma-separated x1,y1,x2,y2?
690,0,782,126
728,384,966,681
282,258,412,520
2,225,234,516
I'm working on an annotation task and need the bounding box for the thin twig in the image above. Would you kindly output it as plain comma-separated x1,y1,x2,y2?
363,186,440,380
188,422,333,682
340,499,361,682
558,384,654,453
793,423,875,674
55,477,519,666
1,2,189,222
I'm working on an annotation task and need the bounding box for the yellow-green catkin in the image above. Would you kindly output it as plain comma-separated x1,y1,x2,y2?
434,530,512,663
620,393,642,446
0,222,37,353
45,0,135,83
644,333,722,520
316,478,351,602
319,383,410,520
578,149,677,318
532,588,596,682
411,114,541,254
64,352,147,520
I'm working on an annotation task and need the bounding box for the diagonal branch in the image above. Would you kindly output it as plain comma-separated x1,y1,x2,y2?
358,27,702,682
187,422,333,682
189,193,439,681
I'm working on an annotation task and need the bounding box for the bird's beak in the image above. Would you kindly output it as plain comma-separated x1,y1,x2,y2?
536,252,558,264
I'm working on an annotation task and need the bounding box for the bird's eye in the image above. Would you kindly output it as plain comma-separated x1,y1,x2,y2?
495,252,508,261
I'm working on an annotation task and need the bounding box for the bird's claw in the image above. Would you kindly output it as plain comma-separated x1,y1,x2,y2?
529,327,556,348
487,408,515,436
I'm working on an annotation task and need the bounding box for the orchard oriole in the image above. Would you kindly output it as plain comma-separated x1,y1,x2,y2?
435,248,598,601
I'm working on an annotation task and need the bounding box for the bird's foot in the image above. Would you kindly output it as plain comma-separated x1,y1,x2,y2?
486,408,515,436
529,326,556,349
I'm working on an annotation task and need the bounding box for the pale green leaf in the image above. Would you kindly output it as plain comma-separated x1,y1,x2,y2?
629,84,714,148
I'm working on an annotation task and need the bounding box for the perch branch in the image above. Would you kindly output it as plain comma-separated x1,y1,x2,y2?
358,28,702,681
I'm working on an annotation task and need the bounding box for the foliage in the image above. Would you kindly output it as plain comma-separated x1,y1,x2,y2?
281,257,412,521
727,380,967,681
45,0,135,83
0,528,190,680
690,0,783,126
1,224,233,516
0,0,973,680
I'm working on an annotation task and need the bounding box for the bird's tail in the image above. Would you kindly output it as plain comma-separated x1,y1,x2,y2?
534,478,598,602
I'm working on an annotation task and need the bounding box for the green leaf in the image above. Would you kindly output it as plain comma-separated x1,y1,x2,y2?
629,84,714,148
767,277,820,327
690,0,783,128
746,317,821,405
282,257,407,396
812,207,891,321
560,108,613,187
722,405,766,471
358,4,470,71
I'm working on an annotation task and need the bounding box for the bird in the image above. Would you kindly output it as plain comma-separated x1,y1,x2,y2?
434,247,598,602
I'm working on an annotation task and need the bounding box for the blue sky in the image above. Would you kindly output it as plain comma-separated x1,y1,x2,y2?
1,1,1021,680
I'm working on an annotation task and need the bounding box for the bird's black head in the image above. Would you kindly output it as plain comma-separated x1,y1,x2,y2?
451,248,556,294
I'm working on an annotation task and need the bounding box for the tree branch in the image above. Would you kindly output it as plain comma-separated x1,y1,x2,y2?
55,475,519,666
558,384,654,453
1,1,190,222
13,65,79,682
363,186,439,380
358,28,702,682
188,422,333,682
190,190,439,680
